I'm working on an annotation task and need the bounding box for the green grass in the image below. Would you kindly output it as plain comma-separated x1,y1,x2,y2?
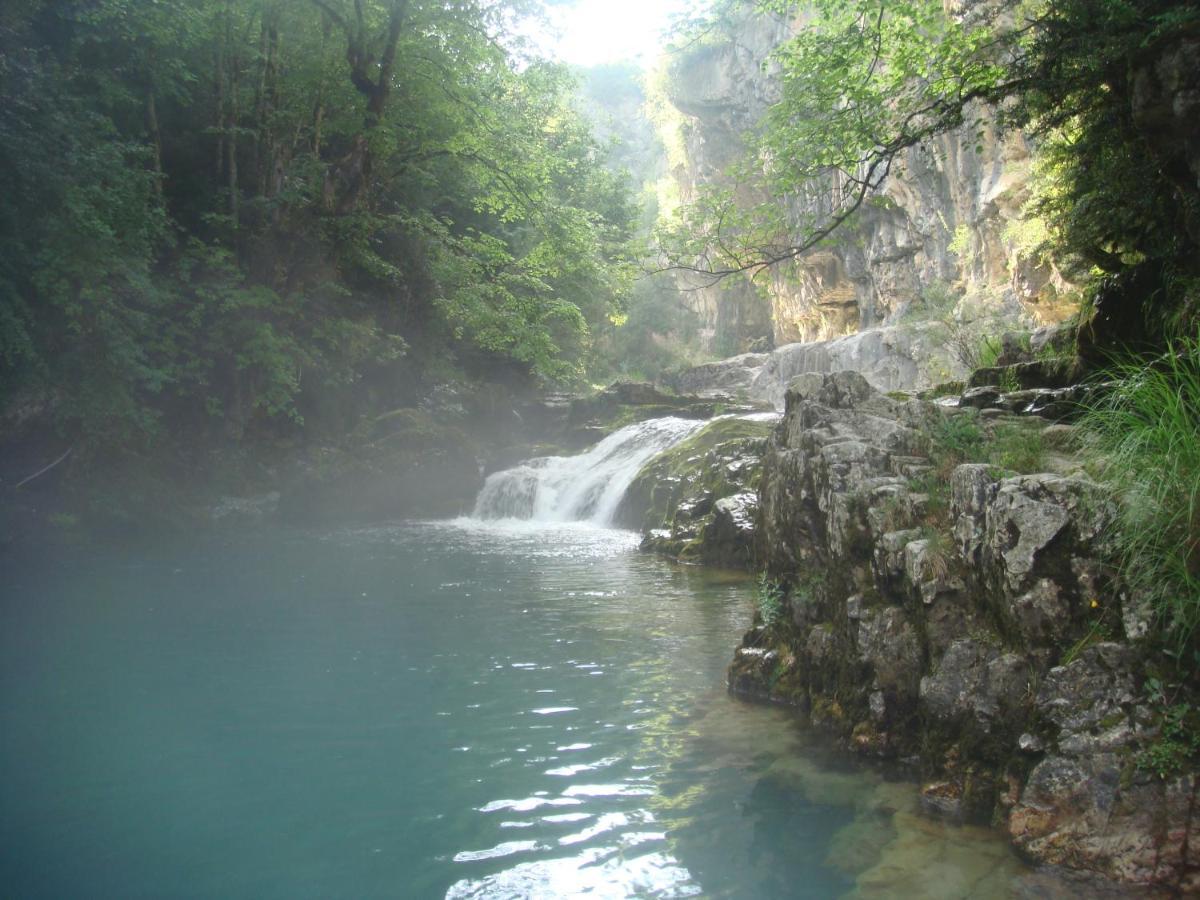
911,412,1048,527
1078,328,1200,653
989,423,1046,474
1136,703,1200,779
757,573,786,628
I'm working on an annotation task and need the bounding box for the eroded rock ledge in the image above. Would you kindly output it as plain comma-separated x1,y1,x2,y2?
728,370,1198,893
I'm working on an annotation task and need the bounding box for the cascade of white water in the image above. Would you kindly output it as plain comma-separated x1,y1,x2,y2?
472,417,706,526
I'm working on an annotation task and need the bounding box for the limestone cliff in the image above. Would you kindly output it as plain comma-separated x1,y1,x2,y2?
658,10,1073,351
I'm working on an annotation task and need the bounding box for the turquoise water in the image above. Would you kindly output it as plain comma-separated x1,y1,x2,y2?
1,520,1025,898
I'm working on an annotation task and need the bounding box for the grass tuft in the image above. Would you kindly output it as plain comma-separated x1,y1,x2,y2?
1079,328,1200,653
757,573,786,628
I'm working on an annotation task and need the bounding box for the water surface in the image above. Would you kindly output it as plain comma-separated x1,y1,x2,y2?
1,520,1025,898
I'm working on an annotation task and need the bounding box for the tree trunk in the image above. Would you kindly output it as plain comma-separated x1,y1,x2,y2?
228,49,239,225
312,0,410,213
215,42,225,182
146,83,163,197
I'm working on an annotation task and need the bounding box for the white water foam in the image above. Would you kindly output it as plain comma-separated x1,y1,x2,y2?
472,417,706,526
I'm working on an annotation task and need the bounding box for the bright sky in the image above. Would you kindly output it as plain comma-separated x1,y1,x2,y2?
532,0,693,68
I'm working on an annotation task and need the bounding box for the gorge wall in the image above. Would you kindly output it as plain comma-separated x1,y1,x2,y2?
718,371,1198,893
658,9,1074,353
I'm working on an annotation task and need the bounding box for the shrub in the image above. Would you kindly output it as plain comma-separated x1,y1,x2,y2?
1079,329,1200,652
947,328,1003,372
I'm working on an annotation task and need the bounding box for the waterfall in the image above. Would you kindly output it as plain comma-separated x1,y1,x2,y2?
473,417,706,526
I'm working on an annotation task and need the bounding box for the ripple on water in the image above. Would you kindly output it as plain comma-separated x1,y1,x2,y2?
2,519,1036,900
445,846,700,900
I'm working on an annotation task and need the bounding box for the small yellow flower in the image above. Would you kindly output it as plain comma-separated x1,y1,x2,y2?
1090,598,1100,609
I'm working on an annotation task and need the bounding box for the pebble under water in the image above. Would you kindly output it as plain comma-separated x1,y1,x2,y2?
1,519,1030,898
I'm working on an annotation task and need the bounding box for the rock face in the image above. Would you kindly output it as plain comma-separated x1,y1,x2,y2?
663,321,970,408
751,323,966,403
616,414,776,568
661,11,1073,352
729,370,1198,892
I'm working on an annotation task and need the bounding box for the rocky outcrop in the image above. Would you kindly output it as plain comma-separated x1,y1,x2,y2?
752,324,966,403
661,352,769,398
660,11,1073,352
616,414,777,568
728,370,1198,892
663,322,968,407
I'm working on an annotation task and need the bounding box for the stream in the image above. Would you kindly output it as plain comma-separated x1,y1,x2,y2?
1,420,1030,898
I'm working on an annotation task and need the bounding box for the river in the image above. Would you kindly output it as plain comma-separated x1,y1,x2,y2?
1,422,1030,898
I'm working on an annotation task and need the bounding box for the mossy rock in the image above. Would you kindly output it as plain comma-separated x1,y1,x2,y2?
614,415,774,530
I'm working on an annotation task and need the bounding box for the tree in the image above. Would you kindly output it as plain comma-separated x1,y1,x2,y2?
0,0,638,457
658,0,1200,311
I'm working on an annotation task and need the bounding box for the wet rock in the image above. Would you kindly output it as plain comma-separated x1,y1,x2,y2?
618,415,773,568
1019,733,1044,754
968,359,1081,391
728,643,782,702
951,463,998,564
1010,578,1071,647
1010,759,1199,888
903,537,964,604
983,475,1079,594
703,491,759,568
875,528,923,583
857,607,922,699
1035,643,1136,737
920,781,966,823
960,386,1002,409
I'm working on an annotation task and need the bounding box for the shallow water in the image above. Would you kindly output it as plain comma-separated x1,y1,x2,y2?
1,520,1027,898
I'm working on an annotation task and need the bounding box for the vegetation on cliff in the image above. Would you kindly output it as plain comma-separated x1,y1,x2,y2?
658,0,1200,328
1081,328,1200,651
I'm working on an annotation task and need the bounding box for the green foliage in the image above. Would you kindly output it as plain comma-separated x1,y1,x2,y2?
989,423,1046,474
757,572,786,628
1061,617,1112,666
998,367,1021,393
1011,0,1200,290
0,1,639,459
946,330,1003,373
1079,329,1200,652
1137,702,1200,780
658,0,1015,276
948,225,974,261
596,273,702,381
910,412,1048,525
929,411,986,463
917,526,954,581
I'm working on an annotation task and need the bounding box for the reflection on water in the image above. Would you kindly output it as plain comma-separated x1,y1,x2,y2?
1,520,1027,898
